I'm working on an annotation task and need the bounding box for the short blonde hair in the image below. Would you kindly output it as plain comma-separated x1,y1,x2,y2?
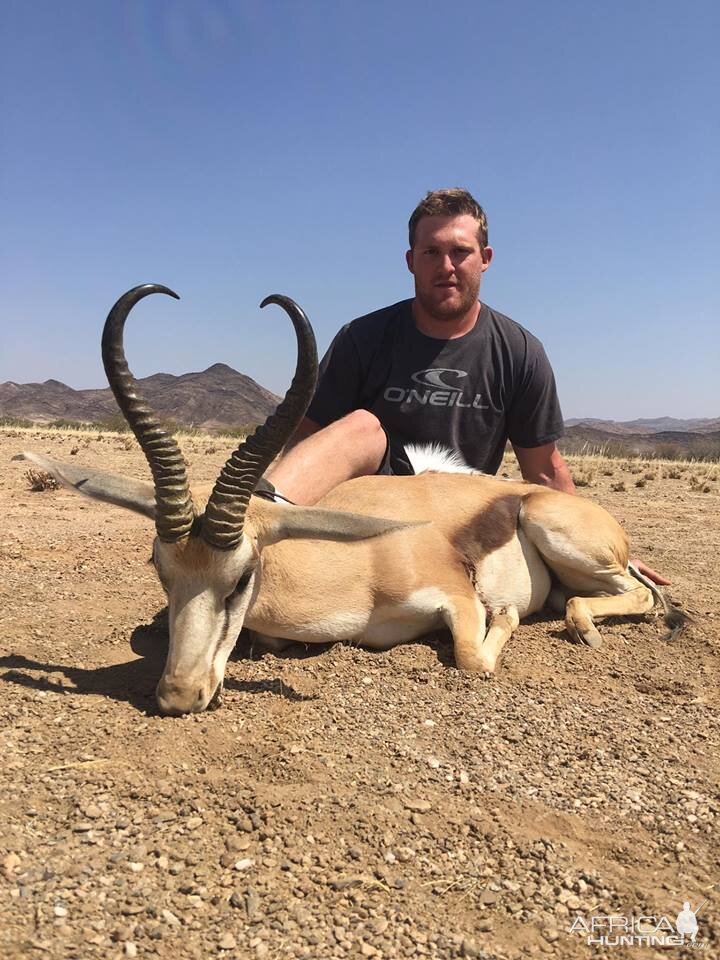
408,188,488,249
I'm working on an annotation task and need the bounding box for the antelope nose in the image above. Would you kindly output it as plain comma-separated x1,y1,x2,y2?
156,677,206,716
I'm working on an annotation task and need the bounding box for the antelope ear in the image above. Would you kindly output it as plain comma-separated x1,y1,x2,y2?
15,451,156,519
257,501,424,547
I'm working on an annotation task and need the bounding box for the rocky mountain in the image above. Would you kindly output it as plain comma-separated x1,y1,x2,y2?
3,368,719,458
0,364,280,433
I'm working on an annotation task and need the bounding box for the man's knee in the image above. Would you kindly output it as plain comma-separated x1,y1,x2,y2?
339,409,384,441
333,410,386,472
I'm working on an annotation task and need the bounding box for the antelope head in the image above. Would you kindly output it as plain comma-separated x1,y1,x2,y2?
21,285,408,715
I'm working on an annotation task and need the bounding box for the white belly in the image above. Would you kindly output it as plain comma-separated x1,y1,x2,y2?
246,587,447,650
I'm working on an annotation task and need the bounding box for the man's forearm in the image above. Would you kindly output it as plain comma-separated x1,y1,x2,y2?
513,443,576,494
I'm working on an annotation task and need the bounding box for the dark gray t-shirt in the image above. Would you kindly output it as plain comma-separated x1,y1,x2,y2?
307,299,564,475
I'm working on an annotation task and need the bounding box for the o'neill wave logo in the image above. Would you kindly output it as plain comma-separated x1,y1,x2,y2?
569,898,707,948
383,368,489,409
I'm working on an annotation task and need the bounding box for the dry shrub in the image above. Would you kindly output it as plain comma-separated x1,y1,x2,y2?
573,469,595,488
610,480,627,492
666,468,682,480
644,471,656,481
635,478,646,488
689,476,712,494
25,469,60,492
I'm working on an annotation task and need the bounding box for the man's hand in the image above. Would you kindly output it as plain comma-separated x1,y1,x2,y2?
630,557,671,586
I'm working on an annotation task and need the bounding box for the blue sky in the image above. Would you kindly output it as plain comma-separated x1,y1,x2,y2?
1,0,718,420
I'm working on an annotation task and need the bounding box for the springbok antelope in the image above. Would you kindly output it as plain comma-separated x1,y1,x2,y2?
20,285,685,716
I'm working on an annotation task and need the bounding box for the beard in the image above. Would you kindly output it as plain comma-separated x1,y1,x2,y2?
414,273,482,323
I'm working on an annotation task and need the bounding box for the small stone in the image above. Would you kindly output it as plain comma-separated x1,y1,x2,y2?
219,933,237,950
128,862,144,873
428,757,441,769
542,927,560,943
161,909,180,926
2,853,21,878
84,804,102,819
186,817,203,830
477,918,493,932
234,858,255,871
156,856,170,870
226,835,251,853
403,799,432,813
124,944,138,958
53,905,68,918
462,938,482,958
244,888,260,919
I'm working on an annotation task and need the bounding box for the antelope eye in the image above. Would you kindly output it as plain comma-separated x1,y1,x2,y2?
232,570,253,596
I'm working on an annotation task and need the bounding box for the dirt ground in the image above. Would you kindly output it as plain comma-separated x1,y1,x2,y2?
1,426,719,960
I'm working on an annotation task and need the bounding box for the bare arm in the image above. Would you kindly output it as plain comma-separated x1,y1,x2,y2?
513,441,576,493
513,442,670,584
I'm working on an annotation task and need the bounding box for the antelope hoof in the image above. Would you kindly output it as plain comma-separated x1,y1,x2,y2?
580,627,603,649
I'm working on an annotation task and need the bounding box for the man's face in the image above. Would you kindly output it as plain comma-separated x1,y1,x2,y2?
406,214,492,323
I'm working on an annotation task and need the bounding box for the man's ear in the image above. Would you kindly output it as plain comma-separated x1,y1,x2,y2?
15,451,156,519
481,245,493,269
406,248,415,274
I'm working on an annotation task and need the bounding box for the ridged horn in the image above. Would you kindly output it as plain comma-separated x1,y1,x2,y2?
202,295,318,550
101,284,195,542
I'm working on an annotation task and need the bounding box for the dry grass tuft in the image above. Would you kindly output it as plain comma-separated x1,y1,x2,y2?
25,469,60,492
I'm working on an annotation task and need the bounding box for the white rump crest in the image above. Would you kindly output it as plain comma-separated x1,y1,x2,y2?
405,443,481,475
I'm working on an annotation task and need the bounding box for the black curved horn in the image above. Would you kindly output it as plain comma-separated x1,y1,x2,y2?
202,295,318,550
102,284,195,542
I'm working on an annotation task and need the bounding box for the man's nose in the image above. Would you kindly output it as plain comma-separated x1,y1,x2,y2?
438,254,455,273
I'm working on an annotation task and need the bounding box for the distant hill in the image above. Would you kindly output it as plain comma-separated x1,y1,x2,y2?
0,363,280,433
565,416,720,435
560,424,720,459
